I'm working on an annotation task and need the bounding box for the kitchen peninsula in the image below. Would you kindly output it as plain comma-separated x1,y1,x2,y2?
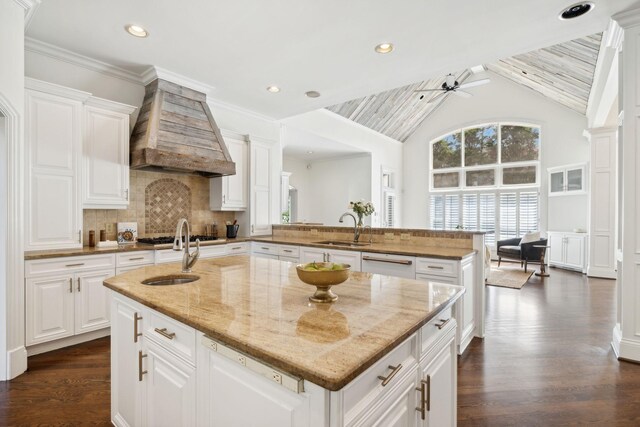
104,255,464,426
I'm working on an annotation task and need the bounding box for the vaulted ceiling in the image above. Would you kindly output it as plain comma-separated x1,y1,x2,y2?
327,33,603,142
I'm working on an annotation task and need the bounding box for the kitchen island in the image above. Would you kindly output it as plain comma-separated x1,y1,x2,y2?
104,255,464,427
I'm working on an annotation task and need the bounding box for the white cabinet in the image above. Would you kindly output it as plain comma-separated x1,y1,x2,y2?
354,371,419,427
548,164,587,196
548,231,587,273
25,80,87,250
210,132,248,211
299,247,362,271
419,328,456,427
361,252,416,279
249,137,274,236
281,171,291,213
252,242,300,263
83,98,135,209
25,254,115,346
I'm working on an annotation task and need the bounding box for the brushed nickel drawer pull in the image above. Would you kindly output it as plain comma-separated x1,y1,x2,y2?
377,364,403,386
68,277,73,293
138,351,147,381
363,256,412,265
133,312,142,343
129,257,145,261
154,327,176,340
77,277,81,292
232,246,242,250
415,379,428,419
426,375,431,411
283,249,293,253
65,263,85,267
261,247,270,250
435,318,452,330
427,265,444,270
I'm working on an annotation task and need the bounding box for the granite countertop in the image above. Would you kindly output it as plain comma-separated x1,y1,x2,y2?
253,236,476,260
103,256,464,391
23,238,251,260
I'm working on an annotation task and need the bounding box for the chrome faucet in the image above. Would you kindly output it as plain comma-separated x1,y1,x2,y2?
173,218,200,273
339,212,361,243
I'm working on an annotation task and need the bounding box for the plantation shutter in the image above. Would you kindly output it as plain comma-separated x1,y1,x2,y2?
499,193,517,239
384,192,396,228
444,194,460,229
479,193,496,246
430,195,444,229
462,194,478,230
519,192,538,234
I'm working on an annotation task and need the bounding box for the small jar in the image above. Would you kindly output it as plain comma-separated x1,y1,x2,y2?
89,230,96,247
99,230,106,242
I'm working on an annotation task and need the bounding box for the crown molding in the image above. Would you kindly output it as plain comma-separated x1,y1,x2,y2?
13,0,41,32
25,37,143,85
85,96,137,115
604,20,624,50
141,66,214,94
25,77,92,102
613,7,640,29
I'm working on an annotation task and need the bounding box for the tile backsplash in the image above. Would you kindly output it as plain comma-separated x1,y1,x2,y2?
83,170,235,242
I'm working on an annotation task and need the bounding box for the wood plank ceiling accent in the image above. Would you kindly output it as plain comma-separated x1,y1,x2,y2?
486,33,602,116
326,33,602,142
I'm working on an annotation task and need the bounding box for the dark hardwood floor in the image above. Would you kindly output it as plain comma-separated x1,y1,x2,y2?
458,267,640,426
1,267,639,426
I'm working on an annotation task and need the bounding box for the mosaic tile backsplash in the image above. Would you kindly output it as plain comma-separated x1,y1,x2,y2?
83,170,235,242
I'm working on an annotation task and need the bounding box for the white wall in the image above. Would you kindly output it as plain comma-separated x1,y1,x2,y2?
403,71,590,234
281,109,404,227
283,154,372,226
0,0,26,380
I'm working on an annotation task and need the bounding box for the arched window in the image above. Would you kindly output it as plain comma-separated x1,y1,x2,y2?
428,123,541,245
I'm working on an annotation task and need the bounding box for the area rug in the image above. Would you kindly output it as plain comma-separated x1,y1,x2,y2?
486,262,534,289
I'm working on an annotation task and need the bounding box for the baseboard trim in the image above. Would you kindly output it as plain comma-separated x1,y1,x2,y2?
611,324,640,362
587,266,617,279
26,328,110,357
7,346,27,379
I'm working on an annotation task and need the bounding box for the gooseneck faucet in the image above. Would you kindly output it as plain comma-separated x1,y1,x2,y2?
339,212,361,243
173,218,200,273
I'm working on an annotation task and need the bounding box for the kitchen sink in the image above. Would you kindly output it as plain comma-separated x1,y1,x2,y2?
314,240,370,247
141,274,200,286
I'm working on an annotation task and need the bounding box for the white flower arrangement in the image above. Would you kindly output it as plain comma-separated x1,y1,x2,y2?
349,201,374,225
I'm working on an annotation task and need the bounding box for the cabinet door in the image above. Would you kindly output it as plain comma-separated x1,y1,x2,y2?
564,235,585,270
327,249,362,272
142,339,197,427
75,269,113,334
224,137,248,209
566,167,584,193
420,334,456,427
549,171,565,194
355,372,419,427
548,233,565,265
111,295,142,427
300,247,328,264
26,275,75,345
200,347,311,427
25,89,83,250
83,105,130,209
251,141,272,235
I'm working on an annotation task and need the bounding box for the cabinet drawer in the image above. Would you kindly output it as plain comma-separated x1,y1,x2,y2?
415,273,458,285
252,242,278,255
145,309,197,364
415,257,458,278
155,249,183,264
199,245,227,259
116,251,154,268
278,245,299,258
25,254,116,277
279,256,300,264
343,333,418,419
420,307,453,354
226,242,249,254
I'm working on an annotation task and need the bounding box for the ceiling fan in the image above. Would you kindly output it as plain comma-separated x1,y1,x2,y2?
415,73,490,101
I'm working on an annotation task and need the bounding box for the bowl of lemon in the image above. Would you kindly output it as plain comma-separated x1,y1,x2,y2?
296,262,351,303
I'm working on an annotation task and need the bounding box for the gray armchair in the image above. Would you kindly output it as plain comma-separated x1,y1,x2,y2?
497,236,548,273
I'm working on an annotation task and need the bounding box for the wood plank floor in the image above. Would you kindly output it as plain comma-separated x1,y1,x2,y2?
1,267,639,425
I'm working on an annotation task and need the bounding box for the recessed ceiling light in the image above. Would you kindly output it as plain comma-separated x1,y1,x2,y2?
266,85,280,93
125,24,148,38
307,151,314,154
559,2,594,20
305,91,321,98
374,42,394,54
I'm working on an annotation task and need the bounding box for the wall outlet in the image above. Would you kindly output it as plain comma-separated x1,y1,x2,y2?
106,223,115,234
400,233,411,241
384,233,395,241
237,355,246,366
310,229,318,236
271,371,282,384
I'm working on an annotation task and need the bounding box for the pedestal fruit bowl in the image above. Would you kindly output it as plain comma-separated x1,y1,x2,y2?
295,262,351,303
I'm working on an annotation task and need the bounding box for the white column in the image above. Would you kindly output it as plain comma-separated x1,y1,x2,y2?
612,7,640,362
585,127,617,279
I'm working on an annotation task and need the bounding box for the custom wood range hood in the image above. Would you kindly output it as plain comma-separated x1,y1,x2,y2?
130,78,235,177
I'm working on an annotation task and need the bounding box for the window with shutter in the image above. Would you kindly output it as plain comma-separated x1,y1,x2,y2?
479,194,496,246
519,192,538,233
430,195,444,230
444,194,460,229
462,194,478,230
499,193,517,239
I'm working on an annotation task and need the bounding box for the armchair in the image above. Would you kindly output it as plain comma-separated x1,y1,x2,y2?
497,236,548,273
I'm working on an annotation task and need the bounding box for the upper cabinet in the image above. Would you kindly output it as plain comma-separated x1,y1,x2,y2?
548,163,587,196
210,131,248,211
249,137,274,236
83,98,135,209
25,78,135,251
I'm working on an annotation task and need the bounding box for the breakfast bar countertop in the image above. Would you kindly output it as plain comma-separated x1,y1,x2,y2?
103,255,464,391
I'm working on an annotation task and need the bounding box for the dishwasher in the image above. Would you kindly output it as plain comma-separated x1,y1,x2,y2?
361,252,416,278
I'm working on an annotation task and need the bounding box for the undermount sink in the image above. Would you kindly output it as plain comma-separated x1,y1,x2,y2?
314,240,370,247
141,274,200,286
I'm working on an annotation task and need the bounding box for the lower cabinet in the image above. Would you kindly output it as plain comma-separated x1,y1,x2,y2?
548,231,587,273
419,330,457,427
299,247,362,271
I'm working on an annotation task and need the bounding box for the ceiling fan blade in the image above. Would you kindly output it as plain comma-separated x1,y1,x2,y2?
420,91,446,103
457,78,490,90
414,88,445,92
453,90,473,98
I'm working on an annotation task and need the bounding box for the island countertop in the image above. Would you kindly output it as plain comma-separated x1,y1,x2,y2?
103,255,464,391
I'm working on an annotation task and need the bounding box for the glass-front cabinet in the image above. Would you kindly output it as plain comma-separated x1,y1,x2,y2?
548,164,586,196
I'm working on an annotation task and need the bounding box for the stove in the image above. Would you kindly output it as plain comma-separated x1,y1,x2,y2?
137,235,219,246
